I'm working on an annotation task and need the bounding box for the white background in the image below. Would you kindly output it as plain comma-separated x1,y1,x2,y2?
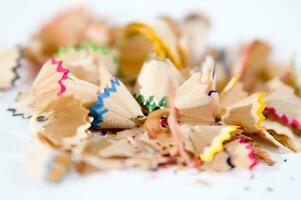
1,0,301,200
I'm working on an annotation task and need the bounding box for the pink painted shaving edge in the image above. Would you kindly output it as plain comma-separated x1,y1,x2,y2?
265,107,301,131
51,58,70,96
239,137,258,170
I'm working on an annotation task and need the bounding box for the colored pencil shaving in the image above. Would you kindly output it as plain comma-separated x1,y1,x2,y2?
2,7,301,182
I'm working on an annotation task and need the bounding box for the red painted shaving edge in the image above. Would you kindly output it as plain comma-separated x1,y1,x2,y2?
51,58,70,96
265,107,301,131
239,136,258,170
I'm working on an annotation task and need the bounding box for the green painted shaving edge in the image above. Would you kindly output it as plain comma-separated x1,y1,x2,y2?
136,94,167,112
54,44,120,65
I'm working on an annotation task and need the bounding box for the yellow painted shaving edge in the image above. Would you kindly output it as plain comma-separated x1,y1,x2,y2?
200,126,239,162
126,23,166,59
125,22,183,69
222,74,240,94
255,92,267,129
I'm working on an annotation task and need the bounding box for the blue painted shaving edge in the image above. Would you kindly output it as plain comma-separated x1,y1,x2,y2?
90,78,120,129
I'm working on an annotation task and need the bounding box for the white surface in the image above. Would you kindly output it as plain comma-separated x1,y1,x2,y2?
1,0,301,200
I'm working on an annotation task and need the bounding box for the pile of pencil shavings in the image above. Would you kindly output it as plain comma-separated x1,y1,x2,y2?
2,7,301,182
